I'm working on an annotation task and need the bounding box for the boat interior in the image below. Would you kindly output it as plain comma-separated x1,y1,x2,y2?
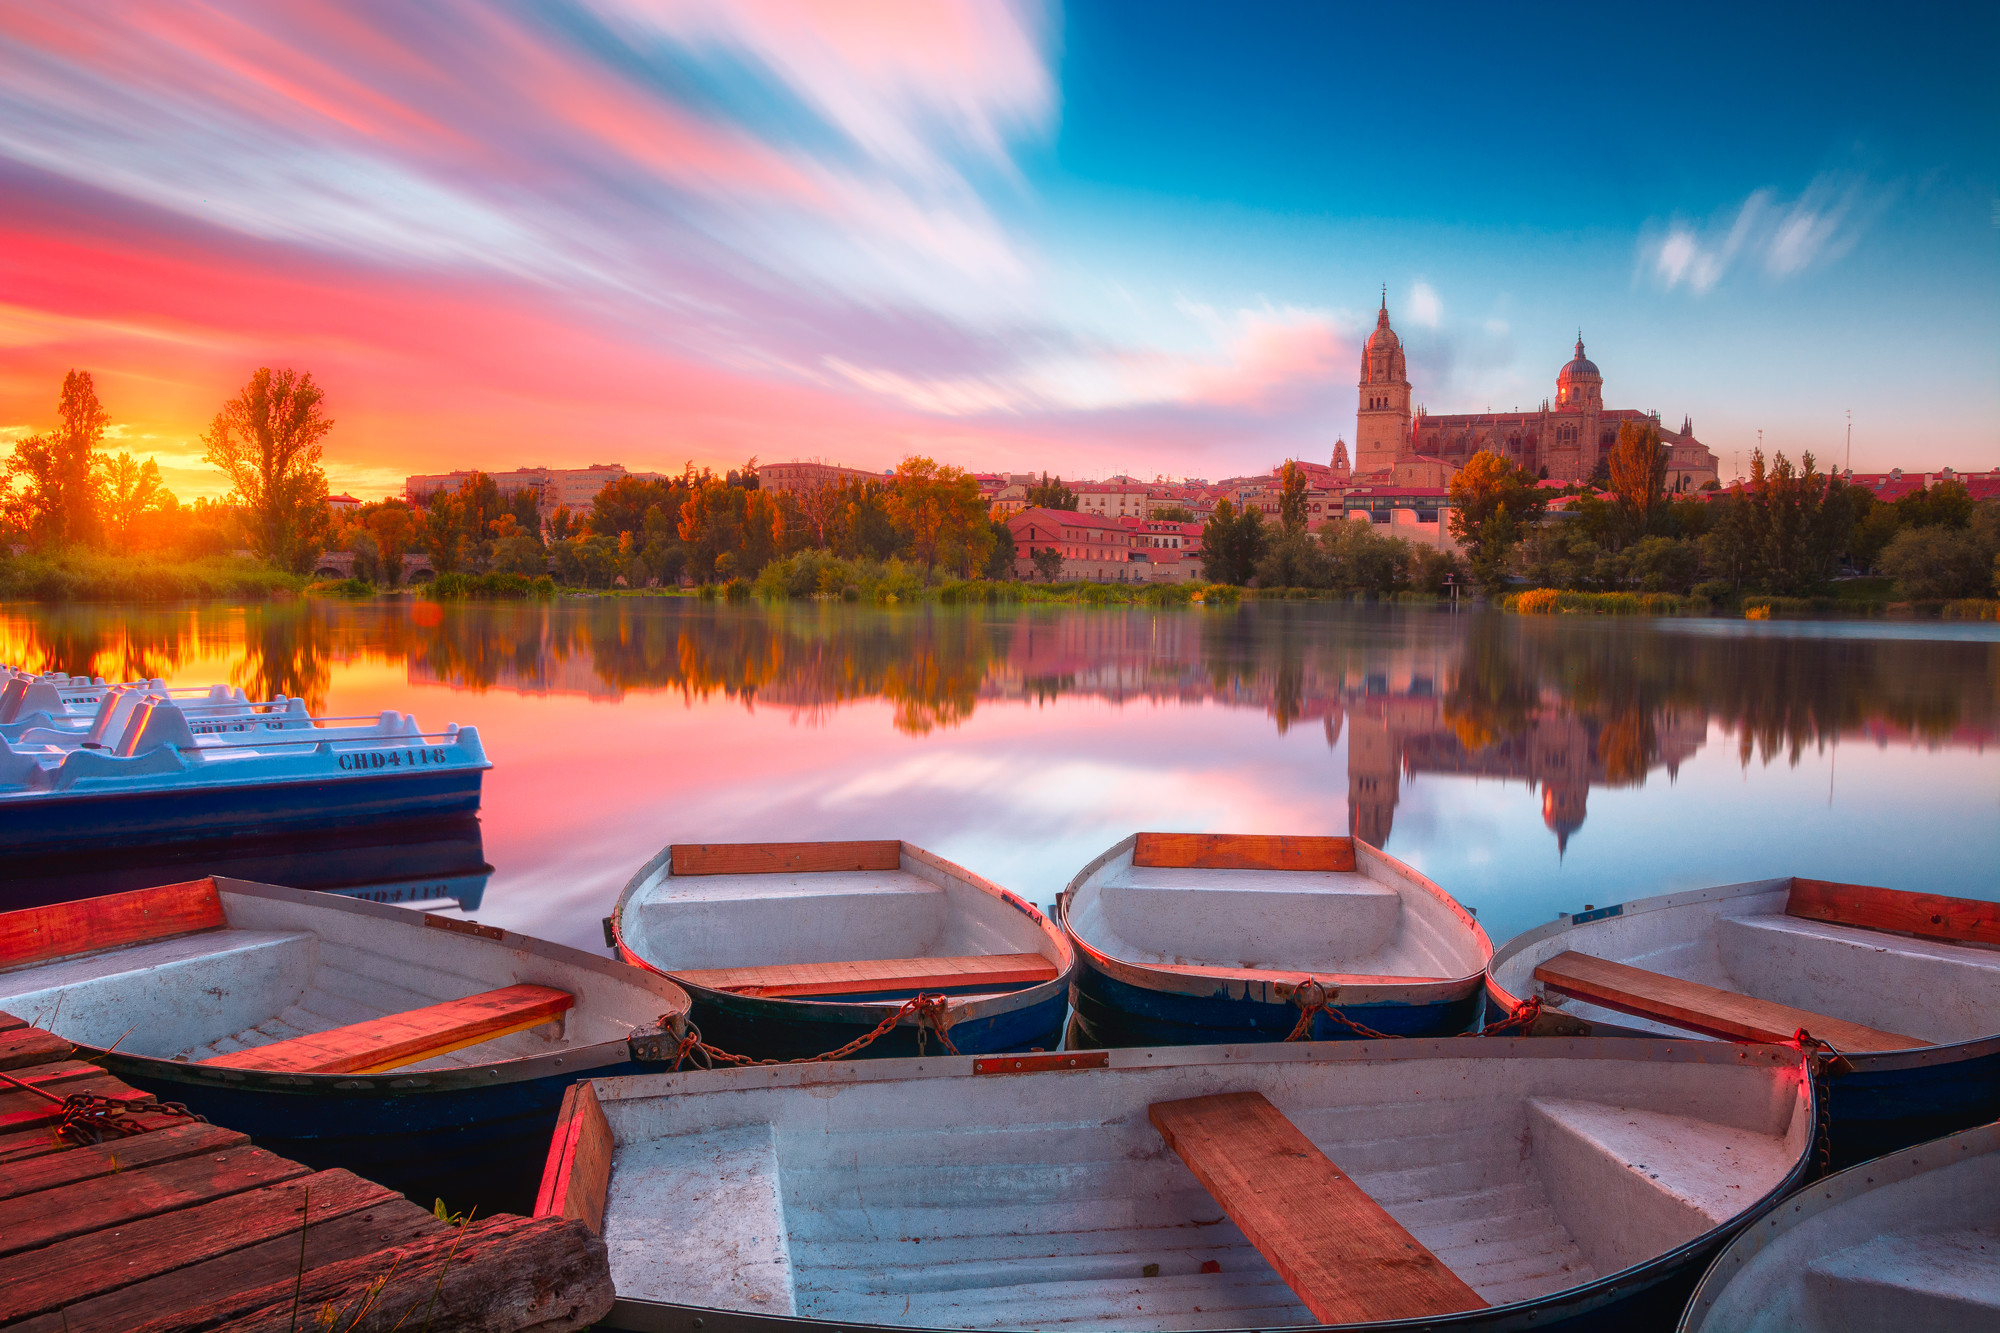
620,841,1063,1002
0,879,678,1074
1067,834,1487,980
1495,880,2000,1049
587,1043,1811,1330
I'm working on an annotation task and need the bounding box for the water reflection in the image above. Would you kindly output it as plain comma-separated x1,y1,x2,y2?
4,602,1993,862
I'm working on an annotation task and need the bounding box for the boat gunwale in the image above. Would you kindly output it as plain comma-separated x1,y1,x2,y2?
610,840,1076,1030
1484,876,2000,1068
583,1035,1816,1333
1675,1118,2000,1333
1057,833,1492,1006
50,875,691,1097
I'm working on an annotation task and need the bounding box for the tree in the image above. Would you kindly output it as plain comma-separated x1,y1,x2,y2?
99,452,170,547
202,367,334,572
1025,473,1078,510
1200,499,1267,585
1151,504,1195,522
792,479,845,549
1029,547,1065,582
1878,524,1995,599
1277,460,1311,533
366,502,415,587
886,456,993,575
1896,480,1974,530
1448,450,1546,593
8,369,109,548
1605,419,1668,542
982,517,1017,580
420,493,463,574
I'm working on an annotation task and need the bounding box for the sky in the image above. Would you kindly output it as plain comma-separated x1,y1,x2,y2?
1,1,1995,501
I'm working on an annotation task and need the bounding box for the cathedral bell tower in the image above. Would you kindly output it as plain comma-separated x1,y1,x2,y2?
1355,291,1412,475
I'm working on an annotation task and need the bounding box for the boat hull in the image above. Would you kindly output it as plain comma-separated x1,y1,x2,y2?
1071,950,1483,1048
0,767,484,854
683,985,1068,1062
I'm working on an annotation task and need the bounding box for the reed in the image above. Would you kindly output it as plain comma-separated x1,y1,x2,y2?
0,551,304,602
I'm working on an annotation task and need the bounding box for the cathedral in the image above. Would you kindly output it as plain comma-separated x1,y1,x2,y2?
1347,296,1718,489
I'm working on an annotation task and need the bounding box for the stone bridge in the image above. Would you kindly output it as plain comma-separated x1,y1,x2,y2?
311,550,437,582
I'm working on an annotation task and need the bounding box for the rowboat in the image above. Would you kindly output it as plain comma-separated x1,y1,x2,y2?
0,877,691,1214
1060,833,1492,1047
611,840,1072,1061
1679,1120,1999,1331
0,698,491,854
540,1036,1814,1332
1486,876,2000,1166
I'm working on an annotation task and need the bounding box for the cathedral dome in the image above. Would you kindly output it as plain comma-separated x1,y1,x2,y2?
1365,300,1402,355
1557,337,1600,386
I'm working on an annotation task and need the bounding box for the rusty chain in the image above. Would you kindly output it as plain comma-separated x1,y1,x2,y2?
665,992,960,1072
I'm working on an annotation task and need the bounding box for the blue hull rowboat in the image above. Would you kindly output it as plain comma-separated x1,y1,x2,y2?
1678,1120,2000,1331
0,698,490,854
542,1037,1815,1332
1060,832,1492,1048
1486,876,2000,1169
0,877,690,1215
612,840,1073,1062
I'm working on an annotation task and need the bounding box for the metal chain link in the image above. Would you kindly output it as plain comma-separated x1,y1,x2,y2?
666,992,960,1072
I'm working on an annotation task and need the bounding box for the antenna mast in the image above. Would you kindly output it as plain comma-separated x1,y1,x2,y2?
1845,409,1852,475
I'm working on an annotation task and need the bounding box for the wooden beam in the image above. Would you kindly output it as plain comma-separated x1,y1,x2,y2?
0,1142,307,1258
0,880,226,972
1149,1091,1484,1323
199,984,573,1075
1788,878,2000,949
0,1025,74,1072
677,952,1057,997
1133,833,1355,873
535,1080,612,1235
670,840,902,876
1533,951,1921,1052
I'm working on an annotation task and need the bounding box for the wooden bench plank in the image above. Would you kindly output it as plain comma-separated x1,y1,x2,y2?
671,840,902,876
0,1119,247,1203
1149,1091,1485,1323
535,1079,612,1234
0,1024,76,1071
1533,950,1922,1052
0,879,226,972
198,983,574,1074
0,1168,400,1323
1134,833,1355,873
1788,878,2000,948
677,952,1058,997
0,1140,307,1258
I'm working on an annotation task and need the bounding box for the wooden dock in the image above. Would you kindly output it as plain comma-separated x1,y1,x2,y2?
0,1010,612,1332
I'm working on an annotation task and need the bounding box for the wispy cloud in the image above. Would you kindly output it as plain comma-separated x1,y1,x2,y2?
1407,281,1442,328
1641,174,1892,294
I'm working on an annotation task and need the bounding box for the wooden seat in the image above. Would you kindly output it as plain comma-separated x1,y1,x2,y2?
0,879,225,971
1533,951,1920,1052
672,841,902,876
1149,1091,1485,1324
676,953,1056,998
199,984,574,1074
1134,832,1355,872
1787,878,2000,948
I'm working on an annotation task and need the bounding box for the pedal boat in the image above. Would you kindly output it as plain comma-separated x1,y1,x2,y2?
1680,1120,1999,1332
0,698,490,853
0,877,690,1214
1486,876,2000,1167
540,1036,1814,1332
611,840,1073,1061
1060,833,1492,1047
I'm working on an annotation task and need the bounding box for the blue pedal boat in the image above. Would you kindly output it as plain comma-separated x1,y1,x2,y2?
0,697,490,854
1486,876,2000,1168
611,839,1073,1061
1060,832,1492,1048
0,876,690,1215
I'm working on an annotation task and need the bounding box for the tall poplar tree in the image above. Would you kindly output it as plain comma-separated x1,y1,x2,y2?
8,370,109,547
203,367,335,572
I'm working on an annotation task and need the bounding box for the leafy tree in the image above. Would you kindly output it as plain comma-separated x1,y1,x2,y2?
99,452,170,547
202,367,334,572
588,474,681,539
547,506,579,542
677,468,781,581
9,370,110,548
1151,504,1195,522
1879,522,1997,599
1605,419,1668,543
420,494,463,574
365,502,415,587
982,517,1017,580
832,479,906,561
1025,473,1078,510
887,456,992,575
1448,450,1545,593
1277,460,1311,533
1029,547,1064,582
791,479,846,549
508,486,543,537
1320,519,1409,595
1625,535,1700,593
1200,499,1267,585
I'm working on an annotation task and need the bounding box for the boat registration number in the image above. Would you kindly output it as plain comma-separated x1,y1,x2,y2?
337,747,453,772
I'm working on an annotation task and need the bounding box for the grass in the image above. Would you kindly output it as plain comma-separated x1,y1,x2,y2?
1505,589,1707,615
0,551,305,602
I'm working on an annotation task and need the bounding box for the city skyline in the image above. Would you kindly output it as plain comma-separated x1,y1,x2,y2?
2,2,1994,502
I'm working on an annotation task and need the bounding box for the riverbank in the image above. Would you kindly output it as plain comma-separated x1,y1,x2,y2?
0,552,304,601
1502,586,1999,620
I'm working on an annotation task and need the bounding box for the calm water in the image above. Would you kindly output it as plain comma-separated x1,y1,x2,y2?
5,600,1996,952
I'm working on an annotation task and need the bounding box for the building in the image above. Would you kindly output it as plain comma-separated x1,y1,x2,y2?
1844,466,2000,503
1353,295,1719,488
1007,507,1203,582
327,493,361,513
759,461,886,495
404,463,666,517
1338,485,1462,553
1075,483,1153,521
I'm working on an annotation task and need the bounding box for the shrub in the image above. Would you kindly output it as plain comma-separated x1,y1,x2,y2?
0,552,305,602
1514,588,1564,615
1690,580,1733,604
722,576,752,601
306,577,376,599
1879,525,1994,600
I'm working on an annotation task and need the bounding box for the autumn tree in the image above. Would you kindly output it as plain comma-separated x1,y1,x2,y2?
1448,449,1546,593
202,367,334,572
1605,418,1668,542
1277,460,1311,533
366,502,415,587
99,452,171,547
9,370,110,547
886,456,993,575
